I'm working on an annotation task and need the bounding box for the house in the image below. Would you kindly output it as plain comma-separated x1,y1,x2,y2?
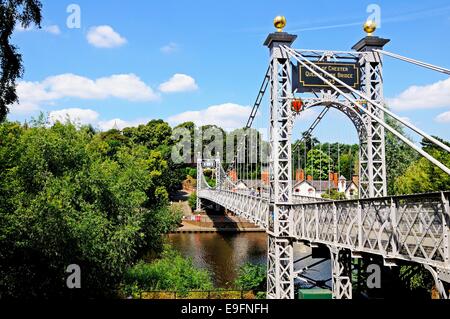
229,168,359,200
293,169,359,200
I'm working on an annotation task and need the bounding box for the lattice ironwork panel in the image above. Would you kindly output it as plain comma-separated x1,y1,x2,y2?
336,202,358,247
317,203,334,242
359,198,391,253
395,195,446,264
290,192,450,270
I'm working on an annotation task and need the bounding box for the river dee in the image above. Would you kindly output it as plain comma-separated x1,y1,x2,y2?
167,232,330,288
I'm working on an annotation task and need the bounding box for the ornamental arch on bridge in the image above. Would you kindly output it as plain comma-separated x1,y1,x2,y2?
196,20,450,300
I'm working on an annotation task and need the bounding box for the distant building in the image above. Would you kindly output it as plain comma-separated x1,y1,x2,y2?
228,168,358,200
292,169,359,200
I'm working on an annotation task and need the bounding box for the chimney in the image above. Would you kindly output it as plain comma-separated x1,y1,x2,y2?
296,169,305,181
229,170,238,182
307,175,313,182
352,175,359,186
261,170,269,185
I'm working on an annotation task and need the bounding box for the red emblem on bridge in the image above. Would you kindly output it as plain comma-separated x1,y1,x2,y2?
291,98,303,113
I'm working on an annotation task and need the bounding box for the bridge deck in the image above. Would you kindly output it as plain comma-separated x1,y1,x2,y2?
199,189,450,270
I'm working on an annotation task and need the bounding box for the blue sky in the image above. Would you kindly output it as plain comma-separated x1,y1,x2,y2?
8,0,450,144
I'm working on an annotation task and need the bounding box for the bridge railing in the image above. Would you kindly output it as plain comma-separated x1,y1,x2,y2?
198,189,270,229
200,185,450,269
292,191,450,269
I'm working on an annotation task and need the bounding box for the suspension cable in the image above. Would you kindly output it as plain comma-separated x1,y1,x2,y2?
328,142,331,192
311,139,314,181
285,46,450,155
374,49,450,76
319,141,322,193
293,106,331,154
228,67,271,175
282,46,450,176
337,142,341,178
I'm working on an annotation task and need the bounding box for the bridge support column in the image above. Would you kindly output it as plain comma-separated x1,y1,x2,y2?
329,246,353,299
352,36,390,199
196,152,202,212
264,31,297,299
424,266,450,299
267,235,294,299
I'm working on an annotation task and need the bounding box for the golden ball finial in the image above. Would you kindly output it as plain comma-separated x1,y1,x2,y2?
274,16,286,32
364,20,377,36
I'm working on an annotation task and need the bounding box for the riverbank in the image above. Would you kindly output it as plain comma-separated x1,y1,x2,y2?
173,215,264,233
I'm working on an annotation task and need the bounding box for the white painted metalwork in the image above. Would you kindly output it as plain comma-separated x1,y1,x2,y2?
195,31,450,299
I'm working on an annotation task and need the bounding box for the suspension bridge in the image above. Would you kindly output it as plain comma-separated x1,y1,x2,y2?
195,17,450,299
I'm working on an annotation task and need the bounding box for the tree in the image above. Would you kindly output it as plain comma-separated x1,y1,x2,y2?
123,120,172,151
235,263,266,292
304,148,334,180
0,0,42,122
395,142,450,194
385,115,418,195
322,188,346,200
122,246,213,297
0,120,181,298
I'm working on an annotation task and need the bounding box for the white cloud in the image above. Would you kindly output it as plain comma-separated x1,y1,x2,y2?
15,23,61,35
44,25,61,35
49,108,99,125
46,108,149,131
87,25,127,48
15,23,34,32
159,74,198,93
97,118,149,131
167,103,251,129
435,110,450,123
160,42,178,54
11,73,159,115
387,78,450,110
296,108,318,120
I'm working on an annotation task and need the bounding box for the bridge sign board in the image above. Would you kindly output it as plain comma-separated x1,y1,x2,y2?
292,62,360,93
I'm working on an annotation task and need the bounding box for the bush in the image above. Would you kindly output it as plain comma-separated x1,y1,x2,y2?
321,188,346,200
0,120,181,298
122,246,213,297
235,263,266,292
188,192,197,211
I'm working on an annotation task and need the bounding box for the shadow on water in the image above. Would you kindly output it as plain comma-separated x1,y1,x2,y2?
168,232,331,289
202,199,241,235
168,232,267,288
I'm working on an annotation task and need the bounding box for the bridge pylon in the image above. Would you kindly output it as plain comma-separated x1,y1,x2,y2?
264,30,297,299
352,35,390,199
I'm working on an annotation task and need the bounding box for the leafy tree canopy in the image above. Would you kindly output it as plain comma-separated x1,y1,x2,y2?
0,0,42,122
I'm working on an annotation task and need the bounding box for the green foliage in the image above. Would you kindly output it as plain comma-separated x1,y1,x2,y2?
123,120,172,150
385,116,418,195
399,265,433,292
188,192,197,211
322,188,346,200
0,119,182,298
122,246,213,296
304,149,334,180
293,139,358,181
186,167,197,178
234,263,266,292
395,137,450,194
0,0,42,122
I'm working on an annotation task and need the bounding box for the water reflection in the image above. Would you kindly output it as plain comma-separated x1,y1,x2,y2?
168,232,330,289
